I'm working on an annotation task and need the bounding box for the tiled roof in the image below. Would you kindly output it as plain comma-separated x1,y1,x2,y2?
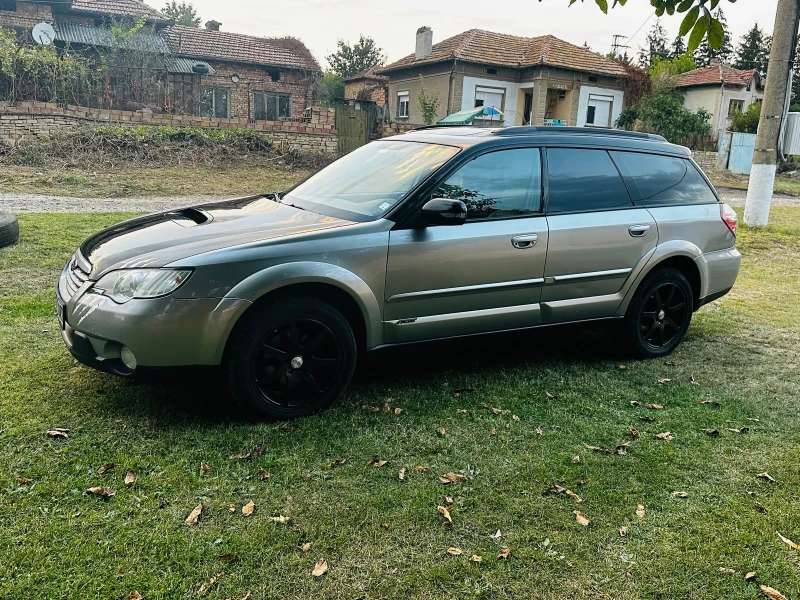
69,0,169,22
378,29,627,77
164,26,320,72
343,65,389,83
675,64,761,88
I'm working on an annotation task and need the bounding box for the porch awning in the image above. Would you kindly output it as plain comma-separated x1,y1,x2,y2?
437,106,504,125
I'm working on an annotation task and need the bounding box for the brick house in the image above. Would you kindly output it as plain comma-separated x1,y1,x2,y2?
0,0,321,119
343,66,389,105
378,27,628,128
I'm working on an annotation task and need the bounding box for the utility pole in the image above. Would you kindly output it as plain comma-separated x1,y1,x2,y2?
743,0,800,227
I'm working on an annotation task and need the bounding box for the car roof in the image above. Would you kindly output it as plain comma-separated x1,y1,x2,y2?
391,126,691,157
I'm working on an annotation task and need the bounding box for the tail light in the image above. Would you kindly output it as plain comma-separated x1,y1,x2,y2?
721,203,737,236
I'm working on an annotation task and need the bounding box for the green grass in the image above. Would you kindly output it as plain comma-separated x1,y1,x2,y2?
1,210,800,599
708,170,800,196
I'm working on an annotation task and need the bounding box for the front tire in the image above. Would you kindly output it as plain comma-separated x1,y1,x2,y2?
623,267,693,358
225,296,357,420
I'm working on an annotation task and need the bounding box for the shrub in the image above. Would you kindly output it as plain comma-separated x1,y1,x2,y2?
616,90,711,144
729,101,761,134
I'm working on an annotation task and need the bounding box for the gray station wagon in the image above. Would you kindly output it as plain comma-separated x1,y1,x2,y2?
57,126,741,419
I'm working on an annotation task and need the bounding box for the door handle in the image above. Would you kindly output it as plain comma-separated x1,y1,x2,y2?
629,225,650,237
512,234,538,249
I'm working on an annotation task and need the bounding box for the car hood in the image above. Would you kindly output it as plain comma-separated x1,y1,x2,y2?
80,195,356,276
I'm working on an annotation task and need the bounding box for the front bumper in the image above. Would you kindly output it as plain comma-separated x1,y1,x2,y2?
56,266,250,372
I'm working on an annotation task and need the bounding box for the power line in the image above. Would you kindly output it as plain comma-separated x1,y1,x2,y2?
627,13,654,46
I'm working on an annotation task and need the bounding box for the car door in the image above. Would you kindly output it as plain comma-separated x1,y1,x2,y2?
384,147,549,344
541,147,657,323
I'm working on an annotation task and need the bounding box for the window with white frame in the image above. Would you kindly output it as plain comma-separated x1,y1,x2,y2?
585,93,613,128
397,91,409,118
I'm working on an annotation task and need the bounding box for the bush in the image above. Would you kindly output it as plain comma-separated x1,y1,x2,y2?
616,90,711,144
729,102,761,134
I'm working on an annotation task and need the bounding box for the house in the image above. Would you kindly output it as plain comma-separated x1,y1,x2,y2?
377,27,628,128
675,63,764,137
0,0,321,119
343,66,388,105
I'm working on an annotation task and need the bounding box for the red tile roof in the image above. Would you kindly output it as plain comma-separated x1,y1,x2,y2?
164,26,320,72
379,29,626,77
343,65,389,83
69,0,168,22
675,64,762,88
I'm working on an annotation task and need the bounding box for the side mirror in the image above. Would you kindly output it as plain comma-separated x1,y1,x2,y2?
421,198,467,226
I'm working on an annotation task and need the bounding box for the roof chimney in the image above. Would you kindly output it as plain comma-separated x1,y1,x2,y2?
415,26,433,60
205,20,222,31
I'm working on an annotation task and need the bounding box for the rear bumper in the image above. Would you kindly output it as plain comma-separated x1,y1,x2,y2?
695,247,741,304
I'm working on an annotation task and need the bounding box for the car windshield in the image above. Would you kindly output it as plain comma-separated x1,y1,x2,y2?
280,140,460,221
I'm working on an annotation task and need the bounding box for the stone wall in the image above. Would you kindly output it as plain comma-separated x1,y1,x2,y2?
0,1,53,30
692,150,719,172
0,101,338,154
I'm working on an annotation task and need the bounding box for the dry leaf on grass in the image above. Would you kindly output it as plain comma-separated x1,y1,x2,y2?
576,477,589,486
230,446,266,460
672,491,689,498
242,501,255,516
470,555,483,563
546,391,558,399
97,463,116,474
398,467,406,482
490,428,498,435
437,427,446,437
185,503,203,526
630,400,641,406
565,490,582,503
701,428,720,436
217,552,237,563
636,504,646,519
616,442,632,456
719,567,736,574
484,403,510,416
639,416,657,423
312,559,328,577
498,547,510,559
415,465,428,473
123,470,136,486
361,404,381,413
754,502,769,514
759,585,788,600
15,476,32,485
777,533,800,550
619,526,628,537
227,504,237,512
128,592,144,600
383,402,391,413
47,429,69,439
584,443,615,454
444,495,454,504
646,403,665,410
617,364,629,370
86,487,115,499
270,515,290,524
726,427,749,434
457,409,468,414
757,472,776,483
490,529,502,539
574,510,590,527
654,432,674,441
512,414,520,422
329,458,347,468
199,462,211,475
746,417,761,422
690,375,700,385
439,472,468,484
664,360,676,366
258,467,270,481
745,571,757,581
446,547,462,556
370,458,388,468
628,426,640,439
394,407,403,415
437,505,453,524
658,378,672,384
301,542,313,552
536,427,544,436
572,455,581,463
197,574,220,597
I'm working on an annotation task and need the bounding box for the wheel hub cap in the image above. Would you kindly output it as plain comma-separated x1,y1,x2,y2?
290,355,304,369
657,309,666,321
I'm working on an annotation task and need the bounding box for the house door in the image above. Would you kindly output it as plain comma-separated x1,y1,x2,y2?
336,103,370,155
523,93,533,125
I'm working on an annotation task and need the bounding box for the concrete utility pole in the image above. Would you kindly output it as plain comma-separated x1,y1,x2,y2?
743,0,800,227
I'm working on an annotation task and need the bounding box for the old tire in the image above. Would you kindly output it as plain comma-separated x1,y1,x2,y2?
225,296,357,420
0,213,19,248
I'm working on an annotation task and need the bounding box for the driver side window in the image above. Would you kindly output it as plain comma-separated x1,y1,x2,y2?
433,148,542,221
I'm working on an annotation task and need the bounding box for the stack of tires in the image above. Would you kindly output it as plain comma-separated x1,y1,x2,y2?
0,213,19,248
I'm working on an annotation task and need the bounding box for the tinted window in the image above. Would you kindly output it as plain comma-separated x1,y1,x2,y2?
546,149,632,213
434,148,542,221
610,151,717,206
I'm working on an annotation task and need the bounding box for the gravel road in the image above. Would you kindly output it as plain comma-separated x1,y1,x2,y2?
0,187,798,214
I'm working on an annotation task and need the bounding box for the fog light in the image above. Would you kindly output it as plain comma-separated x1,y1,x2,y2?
120,346,137,370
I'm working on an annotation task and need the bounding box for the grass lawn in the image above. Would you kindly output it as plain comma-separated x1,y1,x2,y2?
707,170,800,197
1,210,799,600
0,163,311,198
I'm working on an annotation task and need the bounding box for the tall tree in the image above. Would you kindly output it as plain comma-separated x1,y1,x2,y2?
326,36,386,78
694,9,734,66
638,21,670,68
162,1,201,27
733,23,771,73
669,35,687,59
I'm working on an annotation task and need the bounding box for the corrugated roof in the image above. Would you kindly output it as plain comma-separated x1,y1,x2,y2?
55,20,170,53
675,64,762,88
165,56,215,75
69,0,169,22
343,65,389,83
379,29,627,77
164,25,321,72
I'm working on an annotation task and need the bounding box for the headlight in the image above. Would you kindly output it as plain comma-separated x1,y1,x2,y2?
92,269,193,304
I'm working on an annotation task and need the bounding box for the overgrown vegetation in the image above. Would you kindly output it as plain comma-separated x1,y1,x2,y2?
729,101,762,134
417,77,441,126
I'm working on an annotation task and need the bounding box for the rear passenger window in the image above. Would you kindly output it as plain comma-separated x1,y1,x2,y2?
610,151,718,206
546,149,632,213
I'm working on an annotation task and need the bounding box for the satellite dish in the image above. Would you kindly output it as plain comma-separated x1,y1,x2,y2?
32,22,56,46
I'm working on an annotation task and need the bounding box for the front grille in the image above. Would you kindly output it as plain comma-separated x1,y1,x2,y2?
64,257,90,300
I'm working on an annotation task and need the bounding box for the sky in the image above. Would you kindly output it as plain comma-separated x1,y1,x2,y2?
179,0,779,68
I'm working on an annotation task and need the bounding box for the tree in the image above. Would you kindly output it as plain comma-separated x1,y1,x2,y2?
729,101,761,133
417,77,441,125
733,23,771,73
651,54,697,88
638,21,670,68
326,36,386,78
162,1,201,27
693,9,734,66
315,72,344,106
670,35,687,59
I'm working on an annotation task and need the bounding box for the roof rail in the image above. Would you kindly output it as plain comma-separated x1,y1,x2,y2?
492,126,667,142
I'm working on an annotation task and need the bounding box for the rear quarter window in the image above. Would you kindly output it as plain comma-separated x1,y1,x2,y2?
546,148,632,213
610,151,718,206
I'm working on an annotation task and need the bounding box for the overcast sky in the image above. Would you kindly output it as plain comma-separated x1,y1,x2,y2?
181,0,779,68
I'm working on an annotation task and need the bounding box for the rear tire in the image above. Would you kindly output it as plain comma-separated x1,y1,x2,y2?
225,296,357,420
0,213,19,248
623,267,693,358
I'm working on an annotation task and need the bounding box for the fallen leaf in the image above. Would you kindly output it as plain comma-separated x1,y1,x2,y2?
654,432,674,441
719,567,736,574
312,559,328,577
536,427,544,436
699,398,718,405
757,472,776,483
439,472,468,484
240,593,252,600
258,467,270,481
388,567,398,575
498,547,511,559
457,409,468,414
759,585,788,600
658,378,672,384
437,505,453,524
123,470,136,486
484,403,510,416
630,400,641,406
373,460,388,468
777,532,800,550
639,416,657,423
512,414,520,422
617,364,629,370
701,428,720,436
754,502,769,514
690,375,700,385
199,462,211,475
301,542,313,552
628,426,640,439
270,515,290,524
383,402,391,413
646,403,665,410
489,428,497,435
490,529,502,539
544,484,566,495
185,503,203,526
444,495,454,504
574,510,590,527
329,458,347,468
664,360,675,366
745,571,757,581
619,526,628,537
227,504,236,513
576,477,589,486
361,404,381,413
394,407,403,415
546,391,558,399
217,552,237,563
97,463,116,474
398,467,406,482
242,500,255,516
470,555,483,563
86,487,115,499
672,491,689,498
15,476,32,485
616,442,632,455
636,504,646,519
584,443,615,454
128,592,144,600
437,427,446,437
196,574,219,596
229,446,266,460
726,427,750,434
47,430,69,439
746,417,761,422
565,490,582,503
415,465,428,473
571,455,581,464
446,547,462,556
